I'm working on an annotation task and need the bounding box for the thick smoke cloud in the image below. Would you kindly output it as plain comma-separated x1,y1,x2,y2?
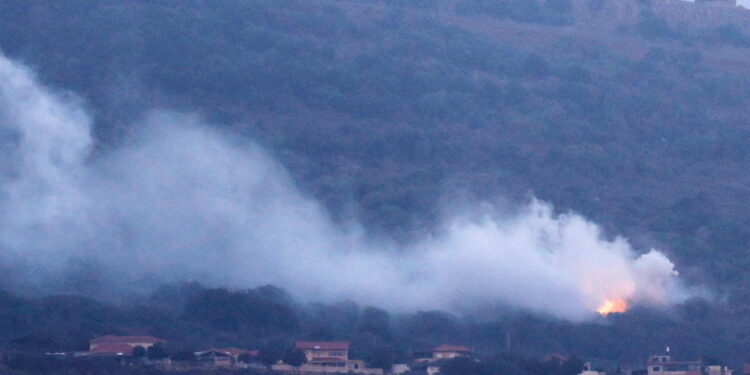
0,53,686,320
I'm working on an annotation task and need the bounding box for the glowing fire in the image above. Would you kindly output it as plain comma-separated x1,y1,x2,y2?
597,299,628,316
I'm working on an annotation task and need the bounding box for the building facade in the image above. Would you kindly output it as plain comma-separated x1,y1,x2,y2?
296,341,350,365
272,342,382,374
89,335,164,356
414,345,472,363
647,355,733,375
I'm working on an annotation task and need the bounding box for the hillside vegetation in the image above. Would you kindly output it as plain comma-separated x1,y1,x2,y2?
2,0,750,369
0,283,742,371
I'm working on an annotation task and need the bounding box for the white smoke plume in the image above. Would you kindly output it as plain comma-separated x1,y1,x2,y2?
0,53,686,320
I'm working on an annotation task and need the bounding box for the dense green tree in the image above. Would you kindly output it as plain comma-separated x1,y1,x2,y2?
442,356,480,375
259,340,290,366
283,349,307,367
147,343,169,360
182,288,298,332
132,345,146,358
171,350,197,362
358,307,391,337
0,0,750,369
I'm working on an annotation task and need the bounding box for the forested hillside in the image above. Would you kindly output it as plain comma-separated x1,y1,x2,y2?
2,0,750,370
0,283,741,372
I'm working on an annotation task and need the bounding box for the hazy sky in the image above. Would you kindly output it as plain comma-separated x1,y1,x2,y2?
0,52,690,320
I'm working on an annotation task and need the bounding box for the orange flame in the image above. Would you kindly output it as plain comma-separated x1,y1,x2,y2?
597,299,628,316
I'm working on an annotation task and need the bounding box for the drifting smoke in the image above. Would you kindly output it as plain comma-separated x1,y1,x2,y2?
0,53,687,320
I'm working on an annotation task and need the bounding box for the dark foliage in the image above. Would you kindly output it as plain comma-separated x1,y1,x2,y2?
0,283,747,371
1,0,750,371
182,287,298,333
170,350,196,362
133,346,146,358
439,353,584,375
147,343,169,360
282,349,307,367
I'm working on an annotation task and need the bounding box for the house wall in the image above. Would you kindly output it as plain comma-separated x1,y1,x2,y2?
273,360,383,375
89,341,157,351
707,365,734,375
433,351,464,360
210,357,234,367
647,362,701,375
303,349,349,362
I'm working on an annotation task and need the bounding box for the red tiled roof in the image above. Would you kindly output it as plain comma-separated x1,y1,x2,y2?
295,342,350,351
218,348,248,357
90,335,164,344
248,350,260,357
434,345,471,353
197,350,231,357
90,343,134,356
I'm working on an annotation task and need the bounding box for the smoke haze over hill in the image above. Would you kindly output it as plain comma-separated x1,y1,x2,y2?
0,53,688,320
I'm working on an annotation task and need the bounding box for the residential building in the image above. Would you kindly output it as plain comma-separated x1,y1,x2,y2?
194,348,258,368
410,361,443,375
707,365,734,375
272,342,383,374
196,349,235,367
88,335,164,357
433,345,472,360
580,362,607,375
414,345,472,363
219,348,252,358
647,355,701,375
296,341,350,364
391,364,411,375
646,355,733,375
411,345,473,375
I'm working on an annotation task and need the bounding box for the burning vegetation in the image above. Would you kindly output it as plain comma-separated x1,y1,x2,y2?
597,299,628,316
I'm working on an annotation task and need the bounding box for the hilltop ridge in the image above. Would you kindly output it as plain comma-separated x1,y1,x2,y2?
2,0,750,292
2,0,750,370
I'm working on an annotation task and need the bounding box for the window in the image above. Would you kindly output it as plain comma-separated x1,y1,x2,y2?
653,367,661,372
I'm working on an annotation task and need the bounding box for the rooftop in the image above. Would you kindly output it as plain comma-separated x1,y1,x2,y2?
434,345,471,353
295,342,350,351
90,335,164,344
90,343,134,356
217,348,249,357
